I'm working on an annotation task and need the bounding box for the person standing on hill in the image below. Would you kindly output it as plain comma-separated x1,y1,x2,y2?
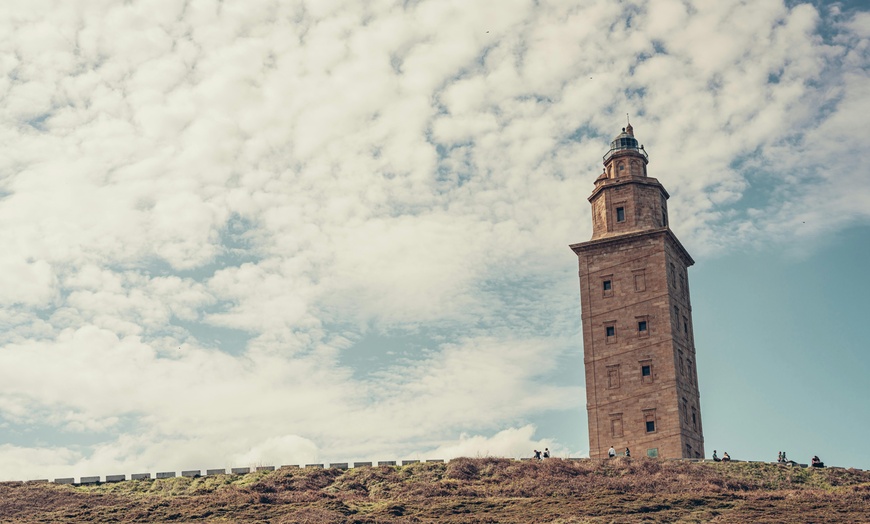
533,450,542,460
624,447,631,458
608,446,616,458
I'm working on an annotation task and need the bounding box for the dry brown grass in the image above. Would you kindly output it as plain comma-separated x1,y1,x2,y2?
1,458,868,523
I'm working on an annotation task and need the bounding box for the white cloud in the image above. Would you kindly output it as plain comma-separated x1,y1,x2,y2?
0,257,57,307
418,425,559,460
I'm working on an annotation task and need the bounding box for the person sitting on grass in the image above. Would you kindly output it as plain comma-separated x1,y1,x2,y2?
712,450,720,462
781,452,798,466
608,446,616,458
721,452,731,462
811,456,825,468
624,447,630,458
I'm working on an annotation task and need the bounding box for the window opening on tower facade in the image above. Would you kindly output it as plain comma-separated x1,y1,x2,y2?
643,409,657,433
602,276,613,297
633,269,646,292
610,413,624,437
616,206,625,222
640,359,653,384
636,315,650,338
607,365,620,389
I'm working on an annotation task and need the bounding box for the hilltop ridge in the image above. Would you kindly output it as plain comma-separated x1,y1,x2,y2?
1,457,868,523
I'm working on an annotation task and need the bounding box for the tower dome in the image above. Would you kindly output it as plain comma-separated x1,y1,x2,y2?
603,126,648,164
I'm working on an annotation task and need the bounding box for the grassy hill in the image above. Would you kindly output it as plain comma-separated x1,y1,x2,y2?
1,458,868,523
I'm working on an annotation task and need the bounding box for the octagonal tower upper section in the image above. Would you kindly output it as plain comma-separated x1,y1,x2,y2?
589,125,670,240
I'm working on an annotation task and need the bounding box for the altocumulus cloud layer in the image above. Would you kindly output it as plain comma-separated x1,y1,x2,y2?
0,0,868,480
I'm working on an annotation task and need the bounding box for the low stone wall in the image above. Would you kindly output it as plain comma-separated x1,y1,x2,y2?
33,457,859,485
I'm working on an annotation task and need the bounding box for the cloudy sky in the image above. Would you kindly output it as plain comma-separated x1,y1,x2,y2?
1,0,868,481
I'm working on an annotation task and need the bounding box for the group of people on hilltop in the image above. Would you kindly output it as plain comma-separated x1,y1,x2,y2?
608,445,630,458
779,451,825,467
533,445,635,459
532,448,551,459
712,450,730,462
533,446,824,466
713,449,824,467
777,451,796,465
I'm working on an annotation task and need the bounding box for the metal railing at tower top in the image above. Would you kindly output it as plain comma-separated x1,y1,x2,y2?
603,144,648,163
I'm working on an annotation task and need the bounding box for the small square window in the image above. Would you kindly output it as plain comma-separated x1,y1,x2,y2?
616,207,625,222
606,326,615,337
643,409,657,432
601,276,614,298
641,365,651,376
638,320,647,332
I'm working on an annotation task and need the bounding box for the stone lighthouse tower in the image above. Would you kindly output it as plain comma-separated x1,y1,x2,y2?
570,124,704,459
